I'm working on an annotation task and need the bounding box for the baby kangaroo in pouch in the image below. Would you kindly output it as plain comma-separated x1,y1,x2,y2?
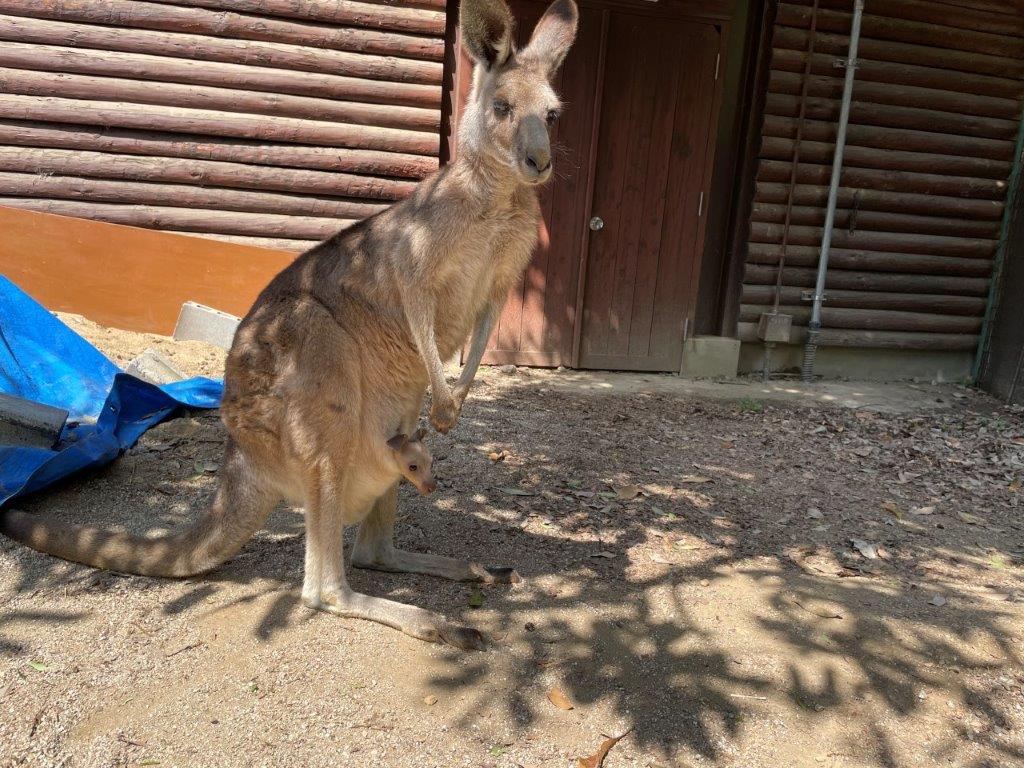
388,429,437,496
1,0,578,649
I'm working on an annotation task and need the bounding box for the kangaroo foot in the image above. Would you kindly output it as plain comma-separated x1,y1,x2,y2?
314,587,485,651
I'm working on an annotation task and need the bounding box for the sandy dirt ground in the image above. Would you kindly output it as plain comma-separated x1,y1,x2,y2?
1,317,1022,768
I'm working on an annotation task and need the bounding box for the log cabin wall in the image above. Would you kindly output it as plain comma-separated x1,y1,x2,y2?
0,0,446,253
737,0,1024,362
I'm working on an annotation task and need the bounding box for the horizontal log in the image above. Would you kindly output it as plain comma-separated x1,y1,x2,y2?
760,136,1012,180
769,69,1020,122
783,0,1024,37
776,4,1023,60
171,231,314,253
144,0,447,35
751,203,1000,239
934,0,1022,16
0,120,436,180
0,67,440,133
746,243,994,277
750,222,996,258
757,160,1007,200
743,264,991,296
0,15,442,85
741,285,987,315
0,42,441,109
357,0,447,10
763,115,1016,162
755,182,1005,221
0,95,440,156
739,304,983,333
765,93,1020,142
0,146,417,201
772,26,1024,80
0,0,443,60
0,172,387,219
736,322,979,350
0,197,353,239
770,48,1024,101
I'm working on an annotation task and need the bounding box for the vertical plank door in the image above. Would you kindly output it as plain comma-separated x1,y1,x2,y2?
577,14,721,371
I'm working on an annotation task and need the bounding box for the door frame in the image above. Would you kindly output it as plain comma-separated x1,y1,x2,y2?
444,0,738,371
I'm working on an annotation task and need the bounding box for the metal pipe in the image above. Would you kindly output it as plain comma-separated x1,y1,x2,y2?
801,0,864,383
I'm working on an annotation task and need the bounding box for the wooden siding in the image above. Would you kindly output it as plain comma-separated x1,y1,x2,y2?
739,0,1024,351
0,0,447,250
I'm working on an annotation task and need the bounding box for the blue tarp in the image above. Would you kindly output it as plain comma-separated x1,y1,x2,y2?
0,276,223,506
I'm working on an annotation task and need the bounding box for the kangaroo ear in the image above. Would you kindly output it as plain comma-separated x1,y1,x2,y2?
386,433,408,451
521,0,578,76
414,427,428,441
460,0,514,70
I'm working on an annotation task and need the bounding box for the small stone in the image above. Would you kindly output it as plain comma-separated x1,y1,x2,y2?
499,364,516,375
424,695,438,706
524,622,536,632
700,579,710,587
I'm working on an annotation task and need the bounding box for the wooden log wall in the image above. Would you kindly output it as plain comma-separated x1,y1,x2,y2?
0,0,447,252
740,0,1024,352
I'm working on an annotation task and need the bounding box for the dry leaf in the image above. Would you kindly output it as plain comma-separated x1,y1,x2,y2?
1010,479,1021,493
679,474,712,484
910,505,935,516
589,551,615,559
882,501,903,520
851,539,879,560
853,446,873,457
577,728,633,768
546,687,574,711
806,507,823,520
649,552,673,565
957,511,983,525
614,485,641,501
929,594,947,607
499,487,536,497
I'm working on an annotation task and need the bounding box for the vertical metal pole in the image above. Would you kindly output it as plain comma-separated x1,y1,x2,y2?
801,0,864,382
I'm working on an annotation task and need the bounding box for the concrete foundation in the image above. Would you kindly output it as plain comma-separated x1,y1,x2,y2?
680,335,741,378
739,342,974,382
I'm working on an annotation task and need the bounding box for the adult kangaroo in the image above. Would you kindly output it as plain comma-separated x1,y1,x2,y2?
1,0,578,649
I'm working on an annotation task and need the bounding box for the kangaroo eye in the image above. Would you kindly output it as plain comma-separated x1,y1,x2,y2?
546,109,560,125
493,99,511,117
409,464,418,472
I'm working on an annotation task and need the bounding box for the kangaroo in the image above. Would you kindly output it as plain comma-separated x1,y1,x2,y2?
387,428,438,497
0,0,578,650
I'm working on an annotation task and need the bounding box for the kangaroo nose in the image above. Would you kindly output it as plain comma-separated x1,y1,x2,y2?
526,151,551,174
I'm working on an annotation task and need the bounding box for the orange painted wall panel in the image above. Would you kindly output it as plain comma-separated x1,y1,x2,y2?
0,206,295,334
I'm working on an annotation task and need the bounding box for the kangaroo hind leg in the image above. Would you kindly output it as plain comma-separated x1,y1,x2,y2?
303,480,485,651
352,485,519,584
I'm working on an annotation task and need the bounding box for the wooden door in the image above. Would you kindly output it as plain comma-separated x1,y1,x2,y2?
466,1,724,371
479,0,603,367
577,15,721,371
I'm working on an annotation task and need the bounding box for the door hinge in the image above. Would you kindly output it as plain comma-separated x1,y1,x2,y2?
714,52,721,81
698,191,705,217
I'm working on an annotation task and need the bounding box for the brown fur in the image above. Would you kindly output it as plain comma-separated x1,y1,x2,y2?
0,0,578,650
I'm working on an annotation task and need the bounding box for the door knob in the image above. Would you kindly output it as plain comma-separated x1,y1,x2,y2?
589,216,604,231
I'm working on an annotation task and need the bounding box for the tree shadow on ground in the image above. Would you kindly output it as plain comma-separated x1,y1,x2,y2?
2,382,1022,766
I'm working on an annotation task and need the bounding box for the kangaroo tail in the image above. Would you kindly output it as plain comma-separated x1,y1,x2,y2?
0,442,276,578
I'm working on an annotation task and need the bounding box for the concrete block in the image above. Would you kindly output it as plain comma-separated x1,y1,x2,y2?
680,335,741,379
173,301,240,351
0,392,68,449
125,349,186,385
757,312,793,343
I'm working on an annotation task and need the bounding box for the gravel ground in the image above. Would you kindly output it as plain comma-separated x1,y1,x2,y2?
1,319,1022,768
